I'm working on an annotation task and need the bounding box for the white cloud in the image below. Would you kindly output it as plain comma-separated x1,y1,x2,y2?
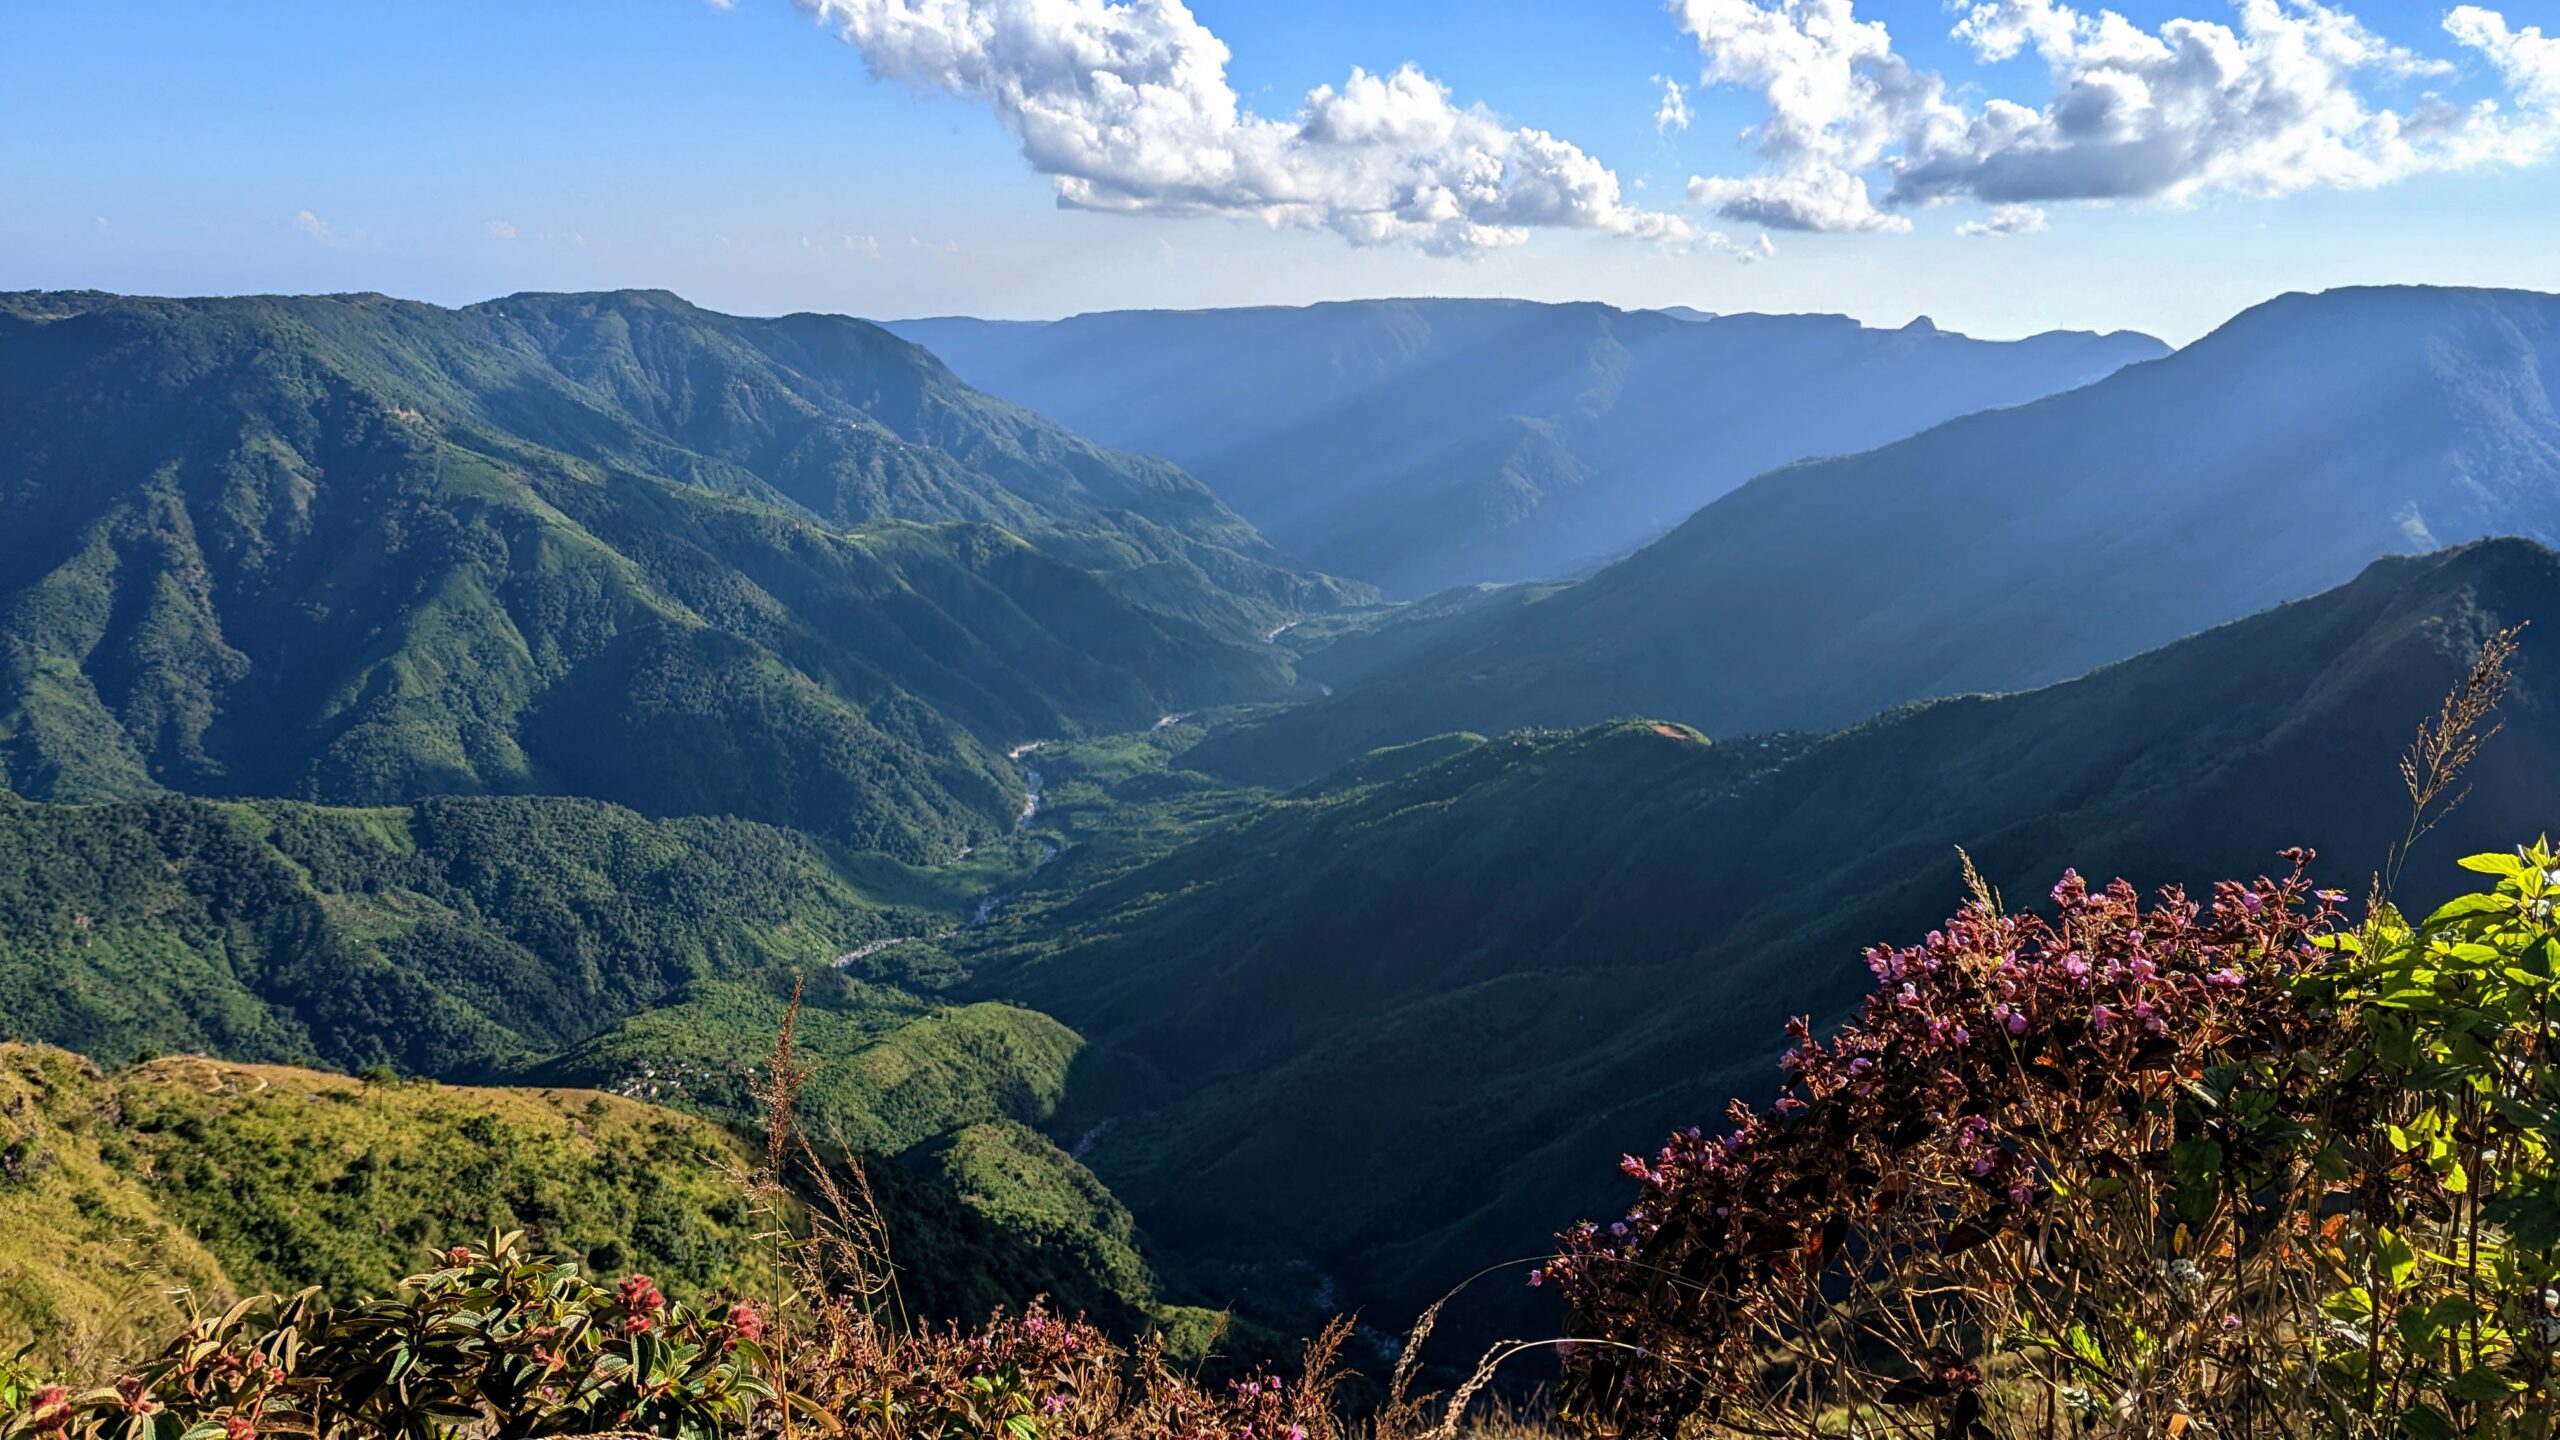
841,232,882,256
1955,202,2049,235
485,220,519,240
2448,7,2560,116
1672,0,2560,234
291,209,336,243
793,0,1747,257
1655,75,1693,133
1689,169,1910,232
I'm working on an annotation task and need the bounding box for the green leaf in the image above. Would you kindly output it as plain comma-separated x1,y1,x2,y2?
2374,1227,2419,1290
2447,1365,2519,1403
2424,893,2510,927
2397,1402,2457,1440
2459,853,2529,877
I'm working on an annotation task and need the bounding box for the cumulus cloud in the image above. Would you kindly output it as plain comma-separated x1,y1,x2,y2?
1672,0,2560,234
1955,202,2049,235
793,0,1746,257
485,220,519,240
1655,75,1693,133
2448,7,2560,114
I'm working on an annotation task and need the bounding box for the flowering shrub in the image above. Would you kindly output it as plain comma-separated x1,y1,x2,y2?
777,1302,1340,1440
0,1237,1346,1440
0,1231,769,1440
1550,847,2560,1438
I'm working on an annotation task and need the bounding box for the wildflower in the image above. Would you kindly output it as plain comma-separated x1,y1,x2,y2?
2238,890,2264,913
2090,1003,2115,1029
26,1386,70,1432
2207,967,2246,988
113,1377,157,1416
445,1245,473,1266
1526,1269,1545,1288
2005,1010,2029,1036
226,1416,258,1440
1043,1394,1071,1415
1611,1222,1630,1238
1620,1154,1649,1179
2220,1313,2242,1331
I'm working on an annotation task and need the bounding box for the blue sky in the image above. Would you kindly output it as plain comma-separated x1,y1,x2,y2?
5,0,2556,343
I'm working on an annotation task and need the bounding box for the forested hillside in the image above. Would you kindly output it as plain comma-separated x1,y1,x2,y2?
968,538,2560,1333
0,793,1217,1360
0,291,1358,859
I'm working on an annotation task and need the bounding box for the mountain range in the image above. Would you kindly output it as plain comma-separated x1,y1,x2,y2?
1194,285,2560,784
971,537,2560,1335
0,290,1357,859
890,300,2166,595
11,281,2560,1381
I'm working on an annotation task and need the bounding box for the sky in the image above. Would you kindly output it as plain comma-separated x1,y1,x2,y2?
4,0,2557,344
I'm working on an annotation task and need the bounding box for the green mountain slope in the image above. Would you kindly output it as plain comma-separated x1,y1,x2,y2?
0,788,1224,1360
967,538,2560,1336
0,792,929,1074
0,1044,769,1369
1195,285,2560,782
0,290,1348,858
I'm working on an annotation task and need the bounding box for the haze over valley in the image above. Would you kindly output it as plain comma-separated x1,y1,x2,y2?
11,1,2560,1433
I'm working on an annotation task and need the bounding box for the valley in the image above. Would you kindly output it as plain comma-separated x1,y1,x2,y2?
23,1,2560,1428
8,279,2560,1434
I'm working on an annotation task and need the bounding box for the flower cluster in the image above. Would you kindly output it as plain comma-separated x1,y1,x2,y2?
1550,854,2344,1433
2,1233,771,1440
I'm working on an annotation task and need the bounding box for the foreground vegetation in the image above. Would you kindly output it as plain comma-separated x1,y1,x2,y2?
16,829,2560,1439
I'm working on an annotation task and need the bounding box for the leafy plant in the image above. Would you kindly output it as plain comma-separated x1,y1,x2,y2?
2,1232,769,1440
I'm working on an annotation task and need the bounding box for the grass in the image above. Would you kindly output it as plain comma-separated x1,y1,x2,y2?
0,1043,767,1372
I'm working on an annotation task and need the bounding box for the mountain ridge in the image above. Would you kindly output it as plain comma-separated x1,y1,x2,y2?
969,537,2560,1337
1194,283,2560,783
0,288,1356,856
888,297,2168,594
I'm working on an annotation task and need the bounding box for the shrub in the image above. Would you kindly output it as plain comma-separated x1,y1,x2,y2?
0,1232,769,1440
1549,845,2560,1438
